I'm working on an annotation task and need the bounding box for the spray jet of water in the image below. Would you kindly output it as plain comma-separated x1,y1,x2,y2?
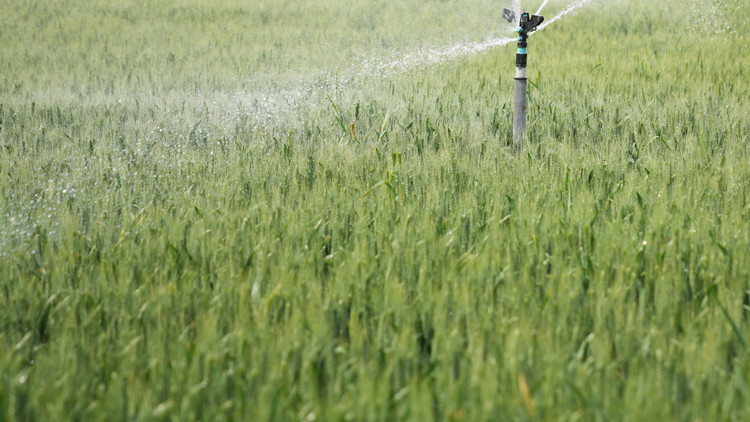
536,0,551,15
534,0,595,34
233,0,595,131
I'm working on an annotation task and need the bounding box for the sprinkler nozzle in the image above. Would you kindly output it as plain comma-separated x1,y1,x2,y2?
513,12,544,42
519,12,544,34
502,9,543,38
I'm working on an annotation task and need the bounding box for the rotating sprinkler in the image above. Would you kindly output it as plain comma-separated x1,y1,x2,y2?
503,9,544,152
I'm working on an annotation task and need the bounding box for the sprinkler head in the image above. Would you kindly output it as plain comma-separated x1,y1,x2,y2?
519,12,544,34
514,12,544,42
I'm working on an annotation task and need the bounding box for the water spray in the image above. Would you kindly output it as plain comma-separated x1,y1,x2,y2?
228,0,591,130
504,9,544,152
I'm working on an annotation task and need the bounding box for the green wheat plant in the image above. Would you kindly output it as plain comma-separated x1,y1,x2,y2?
1,0,749,420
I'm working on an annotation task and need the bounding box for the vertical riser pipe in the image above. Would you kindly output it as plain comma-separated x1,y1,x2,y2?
509,12,542,153
513,41,528,153
513,67,527,153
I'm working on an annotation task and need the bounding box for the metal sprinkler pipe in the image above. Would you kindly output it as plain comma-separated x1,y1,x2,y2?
507,11,543,153
513,27,528,153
